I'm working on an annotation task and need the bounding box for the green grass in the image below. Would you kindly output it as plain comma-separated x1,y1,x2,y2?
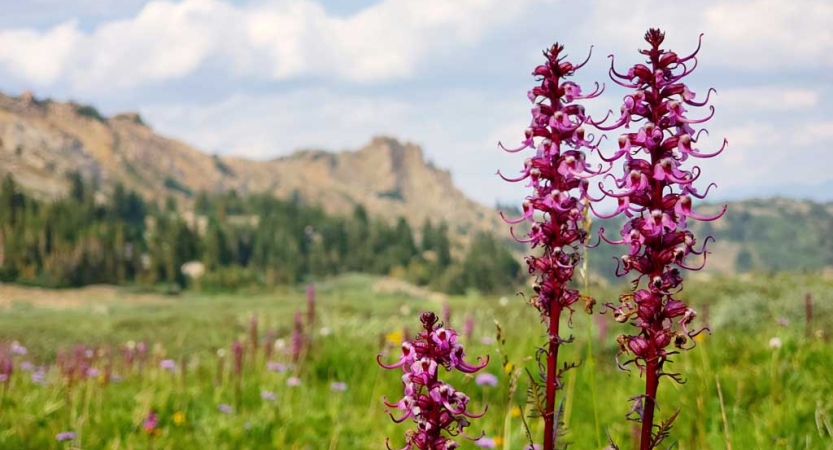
0,272,831,449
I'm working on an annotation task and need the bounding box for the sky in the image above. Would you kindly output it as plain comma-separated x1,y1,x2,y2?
0,0,831,207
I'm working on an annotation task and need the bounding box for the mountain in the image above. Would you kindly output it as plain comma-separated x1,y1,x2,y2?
0,91,501,239
2,91,831,281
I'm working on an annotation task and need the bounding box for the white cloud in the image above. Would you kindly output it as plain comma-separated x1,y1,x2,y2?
143,89,414,159
0,0,542,91
698,120,833,194
0,21,82,84
585,0,833,70
705,0,833,67
796,121,833,147
716,86,820,112
79,0,249,90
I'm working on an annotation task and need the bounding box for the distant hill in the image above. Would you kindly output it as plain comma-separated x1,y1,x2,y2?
0,91,501,242
2,91,830,282
587,198,833,283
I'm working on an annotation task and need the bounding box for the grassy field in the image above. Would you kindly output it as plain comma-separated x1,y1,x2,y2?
0,273,831,449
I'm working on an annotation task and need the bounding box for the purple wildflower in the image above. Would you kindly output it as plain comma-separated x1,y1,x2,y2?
378,311,489,450
463,314,474,343
331,381,348,392
475,437,497,448
0,354,12,385
266,361,287,373
56,431,76,442
475,373,498,387
261,390,277,401
142,411,159,434
218,403,233,414
86,367,100,378
20,361,34,372
11,341,27,355
499,42,601,450
592,29,723,449
287,376,302,387
160,358,176,372
32,368,47,385
136,341,148,360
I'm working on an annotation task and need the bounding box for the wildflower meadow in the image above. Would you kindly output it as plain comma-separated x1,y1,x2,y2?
0,272,831,449
0,17,830,450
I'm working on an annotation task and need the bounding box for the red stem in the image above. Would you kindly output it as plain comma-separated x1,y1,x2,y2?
543,300,563,450
640,343,660,449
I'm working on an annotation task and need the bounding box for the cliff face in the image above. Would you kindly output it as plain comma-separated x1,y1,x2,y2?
0,92,502,237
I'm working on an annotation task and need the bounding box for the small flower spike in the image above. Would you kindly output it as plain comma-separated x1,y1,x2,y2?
379,312,489,450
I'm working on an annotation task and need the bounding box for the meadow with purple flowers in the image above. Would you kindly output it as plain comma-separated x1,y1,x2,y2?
0,12,831,448
1,272,831,449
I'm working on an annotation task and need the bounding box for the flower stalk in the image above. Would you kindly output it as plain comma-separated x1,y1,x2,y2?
249,314,259,360
378,311,489,450
306,284,316,328
291,311,305,363
591,29,725,449
499,42,602,450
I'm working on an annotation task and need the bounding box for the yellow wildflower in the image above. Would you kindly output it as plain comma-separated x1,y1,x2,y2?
173,411,186,426
386,330,404,346
510,406,522,418
493,436,504,446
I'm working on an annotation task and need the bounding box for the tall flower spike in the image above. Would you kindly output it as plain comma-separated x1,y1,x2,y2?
291,311,305,363
306,284,316,327
232,340,244,377
249,314,259,358
379,312,489,450
499,43,603,450
591,29,725,450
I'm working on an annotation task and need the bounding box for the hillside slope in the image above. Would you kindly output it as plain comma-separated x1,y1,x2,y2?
0,91,501,238
586,198,833,283
2,91,831,280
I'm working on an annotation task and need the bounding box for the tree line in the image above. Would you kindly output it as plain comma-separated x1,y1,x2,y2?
0,173,520,294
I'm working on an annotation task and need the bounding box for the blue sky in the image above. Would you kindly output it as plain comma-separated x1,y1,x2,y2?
1,0,831,207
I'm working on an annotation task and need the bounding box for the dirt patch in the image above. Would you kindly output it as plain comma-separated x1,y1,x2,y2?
371,277,447,303
0,283,167,309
